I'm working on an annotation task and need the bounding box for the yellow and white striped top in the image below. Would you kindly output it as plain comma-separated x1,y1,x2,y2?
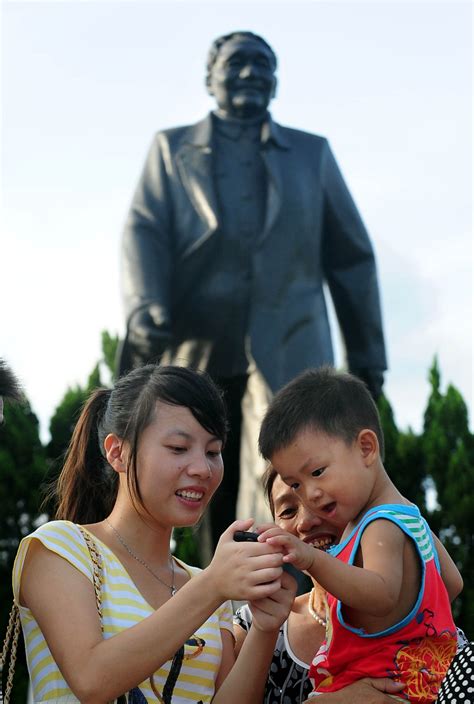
13,520,233,703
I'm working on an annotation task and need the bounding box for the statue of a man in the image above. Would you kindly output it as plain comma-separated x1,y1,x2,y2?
119,31,387,547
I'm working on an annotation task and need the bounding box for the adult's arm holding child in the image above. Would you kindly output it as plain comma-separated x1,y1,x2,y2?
303,677,406,704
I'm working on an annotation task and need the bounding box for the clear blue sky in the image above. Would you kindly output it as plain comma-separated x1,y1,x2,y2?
1,0,472,443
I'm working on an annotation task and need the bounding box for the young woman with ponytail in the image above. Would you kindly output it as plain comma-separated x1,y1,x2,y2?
12,365,295,704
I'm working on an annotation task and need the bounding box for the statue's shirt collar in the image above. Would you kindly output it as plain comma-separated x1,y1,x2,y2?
186,112,290,151
212,111,264,142
211,111,288,149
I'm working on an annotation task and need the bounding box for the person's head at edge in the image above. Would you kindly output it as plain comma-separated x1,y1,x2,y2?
52,364,228,527
206,31,277,120
0,358,23,424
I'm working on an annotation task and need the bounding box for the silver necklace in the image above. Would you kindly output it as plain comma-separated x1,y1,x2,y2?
105,518,177,596
308,587,327,627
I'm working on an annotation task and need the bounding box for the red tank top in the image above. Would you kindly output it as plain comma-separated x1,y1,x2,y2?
308,504,457,703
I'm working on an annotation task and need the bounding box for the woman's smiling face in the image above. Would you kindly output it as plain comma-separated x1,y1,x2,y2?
270,473,341,551
134,401,224,528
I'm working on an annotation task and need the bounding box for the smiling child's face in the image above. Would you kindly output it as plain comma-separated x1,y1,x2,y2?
270,428,377,530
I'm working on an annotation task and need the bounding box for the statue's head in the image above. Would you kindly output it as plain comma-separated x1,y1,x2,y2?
206,31,277,120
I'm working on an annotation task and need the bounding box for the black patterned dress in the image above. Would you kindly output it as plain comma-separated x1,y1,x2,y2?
234,604,312,704
437,642,474,704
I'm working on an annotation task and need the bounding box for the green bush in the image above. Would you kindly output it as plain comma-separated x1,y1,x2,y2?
0,401,49,703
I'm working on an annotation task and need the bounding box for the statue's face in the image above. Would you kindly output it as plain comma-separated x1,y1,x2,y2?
207,36,276,119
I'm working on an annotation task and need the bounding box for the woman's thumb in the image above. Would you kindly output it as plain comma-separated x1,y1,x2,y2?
220,518,254,540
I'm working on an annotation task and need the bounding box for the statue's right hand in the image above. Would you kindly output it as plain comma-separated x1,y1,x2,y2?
128,305,172,363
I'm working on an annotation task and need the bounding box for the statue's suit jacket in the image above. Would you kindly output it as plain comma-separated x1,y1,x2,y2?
121,113,387,391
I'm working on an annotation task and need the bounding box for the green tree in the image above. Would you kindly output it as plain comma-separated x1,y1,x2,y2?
45,364,104,493
45,332,120,483
101,330,120,380
378,395,426,511
47,385,90,474
422,359,474,632
0,401,49,702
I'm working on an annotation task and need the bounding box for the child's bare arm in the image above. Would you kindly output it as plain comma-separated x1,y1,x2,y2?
431,532,463,601
259,522,406,617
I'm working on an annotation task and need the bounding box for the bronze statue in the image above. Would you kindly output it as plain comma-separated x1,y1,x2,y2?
119,31,387,548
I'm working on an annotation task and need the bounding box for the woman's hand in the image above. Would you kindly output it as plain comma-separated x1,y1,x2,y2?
249,570,297,633
303,677,406,704
205,520,285,602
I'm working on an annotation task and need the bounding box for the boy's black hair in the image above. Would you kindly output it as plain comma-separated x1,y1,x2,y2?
259,366,385,461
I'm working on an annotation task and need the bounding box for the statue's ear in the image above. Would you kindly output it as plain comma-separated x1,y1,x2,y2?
205,73,213,95
271,76,278,100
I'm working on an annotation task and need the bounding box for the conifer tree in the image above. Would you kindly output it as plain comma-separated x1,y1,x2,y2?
0,401,48,702
378,395,426,511
422,359,474,632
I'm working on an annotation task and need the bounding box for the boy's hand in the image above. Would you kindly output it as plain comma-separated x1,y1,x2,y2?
257,526,315,572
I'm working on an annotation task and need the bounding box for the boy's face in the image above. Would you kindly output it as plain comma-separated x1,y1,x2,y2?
270,428,377,530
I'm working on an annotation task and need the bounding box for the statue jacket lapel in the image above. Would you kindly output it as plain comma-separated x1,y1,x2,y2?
175,113,291,253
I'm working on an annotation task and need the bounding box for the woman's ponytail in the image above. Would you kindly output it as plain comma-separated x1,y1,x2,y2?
53,388,117,523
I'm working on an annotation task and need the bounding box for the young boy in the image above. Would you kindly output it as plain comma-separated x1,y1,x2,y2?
257,367,462,703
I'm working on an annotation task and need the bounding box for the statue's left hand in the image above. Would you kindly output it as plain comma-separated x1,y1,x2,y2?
350,368,384,401
128,304,172,364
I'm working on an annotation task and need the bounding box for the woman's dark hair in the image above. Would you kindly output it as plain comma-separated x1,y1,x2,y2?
53,365,227,523
261,464,278,519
